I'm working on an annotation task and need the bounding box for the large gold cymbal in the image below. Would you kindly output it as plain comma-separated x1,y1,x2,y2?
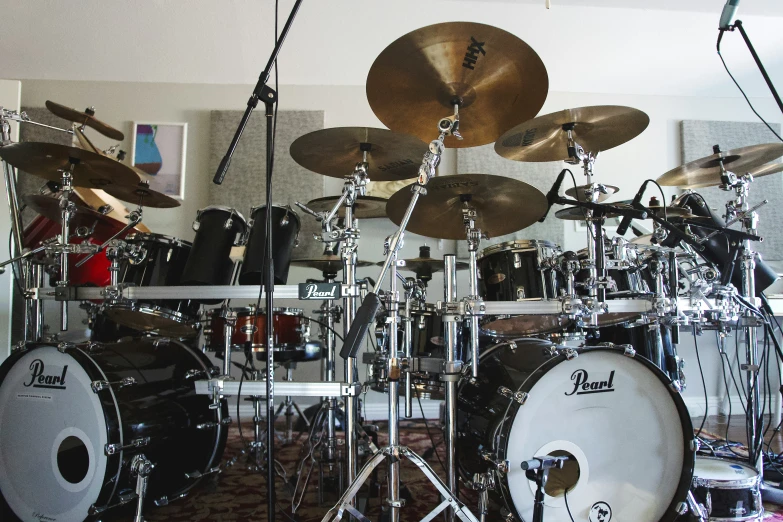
657,145,783,188
0,142,139,188
385,174,547,240
102,181,180,208
290,127,428,180
495,105,650,162
366,22,549,148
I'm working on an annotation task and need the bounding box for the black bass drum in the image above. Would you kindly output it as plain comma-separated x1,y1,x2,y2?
0,339,228,522
457,341,694,521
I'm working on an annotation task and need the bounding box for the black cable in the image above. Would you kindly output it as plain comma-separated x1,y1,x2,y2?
717,35,783,143
416,389,445,474
650,179,668,221
693,325,708,438
306,316,345,343
237,353,251,447
564,487,575,522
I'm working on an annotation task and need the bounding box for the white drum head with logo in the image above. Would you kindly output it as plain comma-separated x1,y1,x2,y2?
505,350,687,522
0,347,110,522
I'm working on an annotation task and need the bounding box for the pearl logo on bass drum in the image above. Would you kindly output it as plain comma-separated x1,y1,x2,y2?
23,359,68,390
565,368,615,396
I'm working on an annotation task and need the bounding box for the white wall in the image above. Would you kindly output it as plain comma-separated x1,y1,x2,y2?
0,80,21,360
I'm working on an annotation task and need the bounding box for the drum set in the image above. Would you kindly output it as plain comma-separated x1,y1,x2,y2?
1,18,783,522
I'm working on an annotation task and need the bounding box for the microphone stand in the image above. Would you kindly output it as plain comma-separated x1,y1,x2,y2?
211,3,303,520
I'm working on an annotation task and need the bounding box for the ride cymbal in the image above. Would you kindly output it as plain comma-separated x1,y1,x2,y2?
385,174,547,240
292,256,374,273
657,143,783,188
495,106,650,162
306,195,389,219
366,22,548,148
290,127,428,180
0,142,139,188
102,181,180,208
45,100,125,141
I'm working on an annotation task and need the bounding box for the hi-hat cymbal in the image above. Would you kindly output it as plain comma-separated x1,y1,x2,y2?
565,184,619,203
23,194,121,229
386,174,547,239
0,142,139,188
379,258,469,273
657,144,783,188
495,106,650,162
366,22,549,148
101,181,180,208
292,256,374,273
290,127,428,180
306,195,389,219
45,100,125,141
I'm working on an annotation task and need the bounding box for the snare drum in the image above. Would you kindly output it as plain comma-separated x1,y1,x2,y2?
0,339,227,522
103,233,199,338
477,240,569,337
181,206,247,303
691,456,762,521
239,205,300,285
204,307,318,362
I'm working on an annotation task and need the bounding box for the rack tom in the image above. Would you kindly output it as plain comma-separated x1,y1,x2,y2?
181,206,247,303
477,240,568,337
239,205,300,285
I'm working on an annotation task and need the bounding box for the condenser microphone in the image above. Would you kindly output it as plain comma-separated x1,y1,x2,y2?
719,0,740,30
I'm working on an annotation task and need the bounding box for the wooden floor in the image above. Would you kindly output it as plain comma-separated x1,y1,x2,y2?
695,414,783,453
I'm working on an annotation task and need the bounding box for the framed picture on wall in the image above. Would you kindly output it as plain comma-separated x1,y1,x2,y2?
130,122,187,200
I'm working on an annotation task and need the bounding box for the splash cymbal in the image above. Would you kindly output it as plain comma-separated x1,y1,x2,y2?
292,256,374,273
495,105,650,162
366,22,548,148
306,195,389,219
657,143,783,188
102,181,180,208
555,206,623,221
23,194,121,229
45,100,125,141
0,142,139,188
385,174,547,239
290,127,428,180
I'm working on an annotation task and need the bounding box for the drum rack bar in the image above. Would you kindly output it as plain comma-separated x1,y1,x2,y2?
194,379,357,398
30,284,310,301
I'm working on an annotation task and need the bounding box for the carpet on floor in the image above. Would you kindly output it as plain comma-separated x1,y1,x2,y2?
96,422,783,521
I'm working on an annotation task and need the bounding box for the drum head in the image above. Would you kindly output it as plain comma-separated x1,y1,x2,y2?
503,349,691,522
694,456,759,484
104,304,198,338
0,347,111,522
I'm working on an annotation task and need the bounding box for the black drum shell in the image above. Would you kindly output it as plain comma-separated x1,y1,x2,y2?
239,205,300,286
181,207,247,304
586,323,680,382
0,339,227,520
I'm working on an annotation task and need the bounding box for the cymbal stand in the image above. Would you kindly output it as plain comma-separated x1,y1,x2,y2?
462,204,485,382
324,111,478,522
73,207,143,268
56,162,79,331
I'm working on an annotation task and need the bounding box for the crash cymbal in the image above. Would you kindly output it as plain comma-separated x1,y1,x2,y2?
290,128,428,180
495,105,650,162
614,200,708,220
292,256,374,273
750,161,783,178
306,195,389,219
366,22,548,148
101,181,180,208
657,143,783,188
565,184,619,203
45,100,125,141
23,194,121,229
379,258,469,273
0,142,139,188
386,174,547,240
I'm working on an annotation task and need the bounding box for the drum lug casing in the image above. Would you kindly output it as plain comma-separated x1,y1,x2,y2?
622,344,636,357
11,341,27,353
197,417,232,430
497,386,528,405
105,436,151,456
91,376,136,393
185,466,221,480
57,341,77,353
481,452,510,474
154,492,189,507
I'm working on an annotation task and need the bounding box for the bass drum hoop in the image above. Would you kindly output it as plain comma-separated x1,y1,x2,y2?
493,345,695,522
0,344,125,517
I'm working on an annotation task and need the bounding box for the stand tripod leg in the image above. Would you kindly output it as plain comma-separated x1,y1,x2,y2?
293,401,311,428
321,450,389,522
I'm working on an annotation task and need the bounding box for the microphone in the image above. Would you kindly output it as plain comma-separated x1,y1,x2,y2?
616,179,650,236
719,0,740,30
538,169,568,223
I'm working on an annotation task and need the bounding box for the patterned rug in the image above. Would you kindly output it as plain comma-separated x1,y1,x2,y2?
95,422,783,522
